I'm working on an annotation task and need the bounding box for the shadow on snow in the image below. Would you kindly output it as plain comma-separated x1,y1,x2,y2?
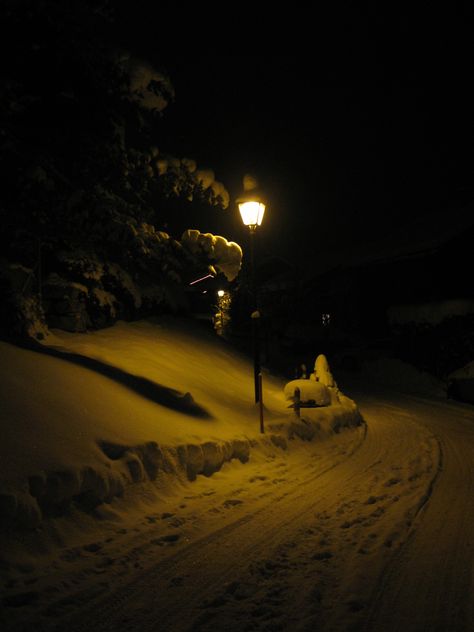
9,336,213,420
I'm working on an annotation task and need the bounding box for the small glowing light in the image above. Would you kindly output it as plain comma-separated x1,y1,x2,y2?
322,313,331,326
217,290,225,297
238,201,265,227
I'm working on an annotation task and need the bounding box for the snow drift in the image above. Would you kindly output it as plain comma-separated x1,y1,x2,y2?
0,319,361,532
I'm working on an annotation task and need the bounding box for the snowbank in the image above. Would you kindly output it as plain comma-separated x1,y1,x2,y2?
357,356,446,398
448,361,474,403
0,319,362,532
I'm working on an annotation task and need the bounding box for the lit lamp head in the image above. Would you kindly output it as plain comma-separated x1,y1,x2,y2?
217,289,225,297
237,197,266,230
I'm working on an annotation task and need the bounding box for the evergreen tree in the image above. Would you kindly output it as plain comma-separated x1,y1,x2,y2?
0,0,240,336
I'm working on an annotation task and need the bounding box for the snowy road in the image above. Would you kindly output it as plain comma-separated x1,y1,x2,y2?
6,390,474,632
363,393,474,632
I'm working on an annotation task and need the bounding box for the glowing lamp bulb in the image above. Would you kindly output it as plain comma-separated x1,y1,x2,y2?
238,201,265,227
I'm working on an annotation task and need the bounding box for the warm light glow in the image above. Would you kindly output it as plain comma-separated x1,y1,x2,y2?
217,290,225,297
238,201,265,227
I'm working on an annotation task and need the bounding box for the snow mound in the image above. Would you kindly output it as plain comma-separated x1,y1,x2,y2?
0,437,260,531
286,395,363,441
284,379,331,406
311,353,336,387
449,361,474,380
0,318,362,532
359,357,446,398
284,355,341,406
447,361,474,404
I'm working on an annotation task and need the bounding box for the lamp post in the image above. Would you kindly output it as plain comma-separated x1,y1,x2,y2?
238,197,266,405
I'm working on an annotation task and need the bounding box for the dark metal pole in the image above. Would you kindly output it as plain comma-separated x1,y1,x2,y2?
249,226,261,403
259,372,264,433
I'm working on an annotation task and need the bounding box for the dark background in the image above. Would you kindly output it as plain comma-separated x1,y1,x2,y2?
112,8,474,272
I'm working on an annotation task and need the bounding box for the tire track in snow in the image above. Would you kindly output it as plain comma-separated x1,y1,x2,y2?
363,426,444,631
14,397,444,632
358,393,474,632
62,406,434,632
282,401,442,632
45,426,369,632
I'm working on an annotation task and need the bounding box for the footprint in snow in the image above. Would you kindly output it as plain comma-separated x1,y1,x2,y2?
146,515,159,523
385,477,401,487
223,499,243,508
151,534,181,546
311,551,333,561
83,542,102,553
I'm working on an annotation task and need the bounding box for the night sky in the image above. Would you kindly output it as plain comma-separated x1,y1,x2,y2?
102,9,474,270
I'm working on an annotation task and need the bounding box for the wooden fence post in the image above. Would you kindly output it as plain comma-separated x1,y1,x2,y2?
294,387,301,418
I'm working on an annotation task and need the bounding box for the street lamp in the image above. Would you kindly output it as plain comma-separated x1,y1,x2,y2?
237,194,266,407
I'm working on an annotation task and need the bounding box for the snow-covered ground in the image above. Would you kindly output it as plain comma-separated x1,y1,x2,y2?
1,318,473,632
355,355,447,398
0,318,361,629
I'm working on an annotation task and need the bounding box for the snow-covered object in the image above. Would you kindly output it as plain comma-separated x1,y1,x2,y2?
195,169,215,189
181,157,197,173
448,361,474,381
210,181,230,208
388,299,474,326
448,361,474,403
284,379,331,407
311,354,336,388
359,357,446,398
195,169,229,208
181,230,242,281
126,57,174,112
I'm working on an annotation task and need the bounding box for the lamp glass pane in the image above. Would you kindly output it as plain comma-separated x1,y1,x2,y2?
239,201,266,226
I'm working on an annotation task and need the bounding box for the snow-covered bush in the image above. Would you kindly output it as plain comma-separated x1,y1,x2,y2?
284,379,331,406
181,230,242,282
0,262,48,340
155,159,230,208
42,274,89,332
311,354,337,387
0,4,240,336
284,354,342,407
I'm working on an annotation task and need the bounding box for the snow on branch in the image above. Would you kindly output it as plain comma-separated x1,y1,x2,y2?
181,230,242,281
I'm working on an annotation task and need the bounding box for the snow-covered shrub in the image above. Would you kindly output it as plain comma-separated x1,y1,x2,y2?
181,230,242,281
0,262,48,340
155,159,230,209
448,361,474,404
284,379,331,407
311,354,337,387
359,357,446,398
42,274,89,332
123,56,174,113
284,355,342,407
0,4,238,334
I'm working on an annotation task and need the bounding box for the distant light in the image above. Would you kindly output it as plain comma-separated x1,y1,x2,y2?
322,313,331,326
217,290,225,297
238,201,265,228
189,273,213,286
